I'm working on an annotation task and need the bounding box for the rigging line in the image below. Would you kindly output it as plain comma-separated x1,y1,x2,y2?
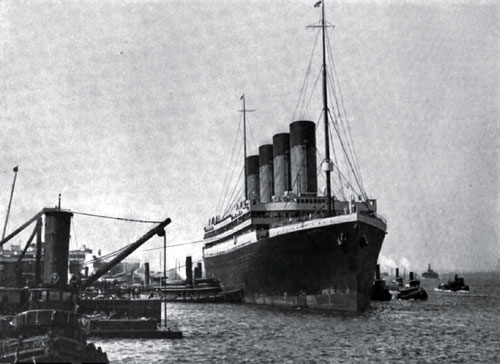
222,167,244,217
329,110,356,199
227,181,244,217
326,33,365,189
225,119,244,214
71,211,162,224
227,140,244,203
331,68,365,191
218,134,244,216
328,123,360,199
325,70,365,196
214,115,241,211
142,239,205,252
222,165,243,216
324,97,345,199
223,182,244,218
328,121,346,200
328,109,365,199
71,220,79,250
274,152,292,209
316,153,342,196
330,112,353,200
248,124,258,157
326,74,364,196
327,77,354,193
84,245,131,264
295,22,321,119
302,68,323,119
215,113,243,214
325,65,357,178
289,150,308,196
292,25,321,121
325,52,359,185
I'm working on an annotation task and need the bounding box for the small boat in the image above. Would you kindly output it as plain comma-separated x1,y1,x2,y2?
388,270,428,301
0,287,108,364
0,209,108,363
396,273,428,301
435,274,470,292
422,263,439,279
371,264,392,301
386,267,404,296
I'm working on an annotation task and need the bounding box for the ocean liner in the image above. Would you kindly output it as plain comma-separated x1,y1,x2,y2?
202,1,387,312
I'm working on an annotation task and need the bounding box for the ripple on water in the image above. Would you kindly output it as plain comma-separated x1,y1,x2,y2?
93,277,500,363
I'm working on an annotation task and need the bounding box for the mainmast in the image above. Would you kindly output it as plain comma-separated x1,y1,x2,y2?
320,1,333,216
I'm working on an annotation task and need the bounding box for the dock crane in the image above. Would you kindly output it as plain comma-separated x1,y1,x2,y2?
1,166,19,242
0,207,170,290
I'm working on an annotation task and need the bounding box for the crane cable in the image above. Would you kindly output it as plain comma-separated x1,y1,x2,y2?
71,211,162,224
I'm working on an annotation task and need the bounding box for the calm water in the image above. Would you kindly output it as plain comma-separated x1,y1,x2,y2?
94,276,500,363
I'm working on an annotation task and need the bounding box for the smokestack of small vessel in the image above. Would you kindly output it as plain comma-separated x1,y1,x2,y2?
375,264,381,280
395,268,399,278
84,266,89,278
290,120,317,195
273,133,291,199
246,155,260,201
196,262,202,278
185,256,193,287
259,144,274,203
43,209,73,288
144,262,150,286
409,272,414,281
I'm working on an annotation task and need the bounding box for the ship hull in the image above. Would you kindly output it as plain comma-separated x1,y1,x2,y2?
0,334,108,363
203,214,386,312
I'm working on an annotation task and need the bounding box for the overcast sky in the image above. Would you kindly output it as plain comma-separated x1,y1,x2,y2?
1,0,498,274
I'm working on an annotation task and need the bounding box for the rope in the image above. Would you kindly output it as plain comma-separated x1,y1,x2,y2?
142,239,205,252
328,109,365,199
84,244,131,264
71,211,162,224
301,68,322,119
222,167,244,217
292,23,321,121
327,107,346,200
215,113,243,214
324,63,365,199
330,46,365,189
326,31,367,198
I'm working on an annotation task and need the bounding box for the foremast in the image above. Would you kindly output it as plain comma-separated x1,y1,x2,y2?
239,94,254,202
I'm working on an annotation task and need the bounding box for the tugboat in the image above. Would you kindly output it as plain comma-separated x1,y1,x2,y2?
0,208,108,363
422,263,439,279
436,274,470,292
371,264,392,301
0,286,108,363
386,268,404,296
0,207,175,361
396,272,428,301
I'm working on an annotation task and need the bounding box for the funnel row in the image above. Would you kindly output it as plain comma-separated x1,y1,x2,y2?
245,120,317,202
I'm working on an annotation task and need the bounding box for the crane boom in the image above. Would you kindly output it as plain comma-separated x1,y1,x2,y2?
0,210,43,248
82,217,172,289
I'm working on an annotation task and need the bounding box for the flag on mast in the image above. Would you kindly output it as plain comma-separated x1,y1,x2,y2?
314,1,322,7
